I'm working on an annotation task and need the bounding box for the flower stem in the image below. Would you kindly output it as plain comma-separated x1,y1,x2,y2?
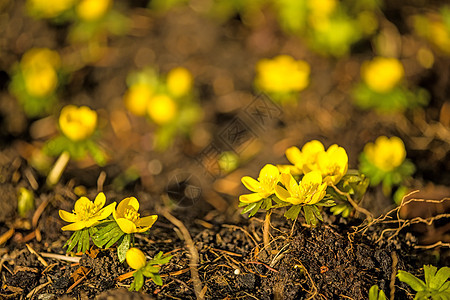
46,151,70,187
263,209,272,254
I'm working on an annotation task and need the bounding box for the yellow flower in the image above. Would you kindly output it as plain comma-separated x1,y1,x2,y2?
113,197,158,234
21,48,61,97
147,94,177,125
124,84,153,116
126,248,147,270
285,140,325,175
364,136,406,172
239,164,280,203
76,0,111,21
59,192,116,231
308,0,336,17
361,57,404,93
167,67,193,97
316,144,348,185
26,0,76,19
275,171,327,205
255,55,310,94
23,66,58,97
59,105,98,142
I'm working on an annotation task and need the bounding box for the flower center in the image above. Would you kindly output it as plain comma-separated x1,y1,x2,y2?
75,201,97,221
125,208,140,222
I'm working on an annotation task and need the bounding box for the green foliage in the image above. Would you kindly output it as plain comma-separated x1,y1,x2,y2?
63,227,96,253
359,152,415,196
17,187,35,217
397,265,450,300
44,135,107,166
369,285,387,300
92,220,131,263
353,83,429,113
129,252,173,291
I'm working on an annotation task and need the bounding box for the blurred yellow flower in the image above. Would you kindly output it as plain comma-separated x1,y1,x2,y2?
26,0,75,18
316,144,348,185
240,164,280,203
364,136,406,172
147,94,177,125
124,84,153,116
59,105,98,142
59,192,115,231
76,0,111,21
308,0,336,17
255,55,310,94
361,57,404,93
285,140,325,175
21,48,61,97
113,197,158,234
126,248,147,270
167,67,193,97
275,171,327,205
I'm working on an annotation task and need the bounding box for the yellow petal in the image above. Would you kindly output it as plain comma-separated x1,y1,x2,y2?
239,193,263,204
241,176,261,192
259,164,279,180
285,146,302,166
84,219,100,228
74,197,91,214
97,202,116,220
116,218,137,234
61,221,86,231
275,186,290,202
288,196,304,205
137,215,158,229
302,140,325,155
94,192,106,209
301,171,323,187
59,210,78,223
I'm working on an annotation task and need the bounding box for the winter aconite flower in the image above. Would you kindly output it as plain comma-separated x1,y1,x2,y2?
240,164,280,203
255,55,310,94
361,57,404,93
284,140,348,185
76,0,111,21
364,136,406,172
167,67,193,97
126,247,147,270
59,105,98,142
316,144,348,185
21,48,61,97
275,171,327,205
26,0,75,19
59,192,116,231
147,94,178,125
124,83,153,116
285,140,325,175
113,197,158,234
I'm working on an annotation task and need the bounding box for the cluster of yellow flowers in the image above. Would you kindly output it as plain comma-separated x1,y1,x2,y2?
255,55,310,102
27,0,111,21
59,192,168,290
59,193,157,234
124,67,193,125
239,140,348,223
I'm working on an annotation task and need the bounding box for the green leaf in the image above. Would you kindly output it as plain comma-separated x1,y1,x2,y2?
117,234,131,263
151,273,163,286
429,266,450,291
397,270,427,292
369,285,387,300
241,202,257,214
143,265,161,274
128,279,135,292
284,205,302,221
148,252,172,265
248,201,263,217
425,265,438,289
134,270,144,291
78,228,90,253
64,230,81,253
303,206,318,226
104,231,126,249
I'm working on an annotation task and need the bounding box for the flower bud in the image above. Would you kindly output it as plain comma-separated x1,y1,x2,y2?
126,248,147,270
